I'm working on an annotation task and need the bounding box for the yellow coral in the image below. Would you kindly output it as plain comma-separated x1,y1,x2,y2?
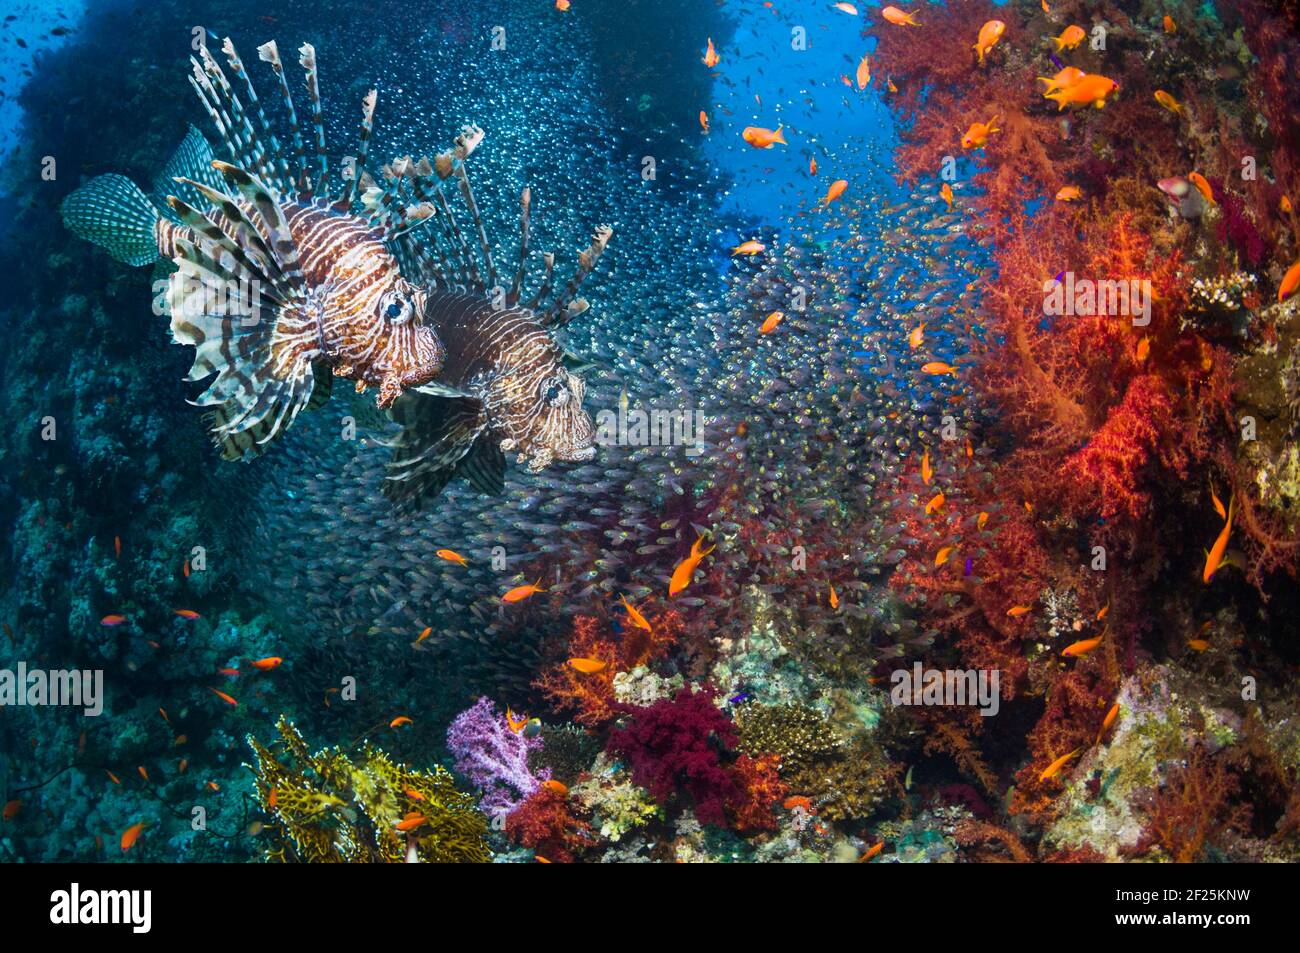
246,716,489,863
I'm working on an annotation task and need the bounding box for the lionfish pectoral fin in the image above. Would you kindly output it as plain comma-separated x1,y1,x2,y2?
305,360,334,412
413,380,475,399
455,435,506,497
381,392,488,506
560,348,605,376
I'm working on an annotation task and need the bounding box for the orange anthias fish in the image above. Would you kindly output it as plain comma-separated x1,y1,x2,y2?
620,595,653,632
3,799,21,821
100,614,126,626
396,812,427,832
1203,493,1235,583
436,549,468,566
1037,65,1086,96
567,657,609,674
555,0,570,10
1061,633,1104,657
506,707,530,733
976,511,989,530
742,125,787,149
1154,89,1182,114
908,323,926,349
731,240,766,256
390,716,413,728
833,2,859,14
858,841,884,861
925,492,945,515
1055,185,1082,201
939,183,954,210
1188,172,1215,204
1135,336,1151,361
1281,195,1293,214
702,37,720,68
921,361,957,375
669,534,715,596
828,585,839,609
960,116,1000,150
1039,748,1081,782
414,626,433,646
820,179,848,205
920,449,933,485
699,110,709,133
1052,24,1086,51
855,54,871,90
1187,637,1210,652
248,656,282,671
542,780,569,796
809,156,818,176
114,535,122,558
1044,74,1119,110
1163,15,1176,33
173,608,200,620
208,687,238,707
1096,703,1120,743
881,6,919,26
1007,604,1032,617
503,580,546,603
934,545,955,567
1279,260,1300,302
759,310,784,334
973,20,1005,64
121,822,146,852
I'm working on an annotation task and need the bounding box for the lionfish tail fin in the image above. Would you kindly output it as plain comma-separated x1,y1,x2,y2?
151,125,226,221
60,174,161,267
163,165,319,461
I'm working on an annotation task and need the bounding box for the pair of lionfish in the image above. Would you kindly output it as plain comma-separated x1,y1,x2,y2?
62,36,611,505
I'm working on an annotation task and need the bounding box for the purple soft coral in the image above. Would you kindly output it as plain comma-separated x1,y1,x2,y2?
446,696,548,818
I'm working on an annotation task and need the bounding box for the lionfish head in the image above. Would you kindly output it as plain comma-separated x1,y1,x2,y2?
500,362,596,473
369,278,446,406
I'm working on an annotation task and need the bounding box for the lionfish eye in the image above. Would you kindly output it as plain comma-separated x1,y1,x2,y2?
545,383,562,402
386,300,404,319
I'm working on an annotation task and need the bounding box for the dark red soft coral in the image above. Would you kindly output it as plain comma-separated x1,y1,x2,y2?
504,788,597,863
606,686,739,827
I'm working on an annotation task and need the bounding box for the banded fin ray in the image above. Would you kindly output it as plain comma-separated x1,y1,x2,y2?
382,392,491,506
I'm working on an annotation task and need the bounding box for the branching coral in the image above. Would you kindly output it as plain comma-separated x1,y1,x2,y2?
734,703,843,772
504,787,597,863
1134,746,1251,862
246,716,489,863
446,697,548,817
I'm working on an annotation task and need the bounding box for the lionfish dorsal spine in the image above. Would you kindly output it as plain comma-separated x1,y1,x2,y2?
256,41,310,197
197,43,276,193
545,225,614,328
337,88,378,213
506,187,532,306
526,252,556,312
297,43,328,199
221,38,294,197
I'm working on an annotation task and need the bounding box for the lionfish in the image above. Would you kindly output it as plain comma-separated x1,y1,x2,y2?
61,35,610,504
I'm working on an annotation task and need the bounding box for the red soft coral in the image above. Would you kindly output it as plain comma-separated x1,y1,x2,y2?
504,788,597,863
727,753,786,832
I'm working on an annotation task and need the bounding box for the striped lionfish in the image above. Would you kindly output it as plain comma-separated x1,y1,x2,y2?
61,35,610,505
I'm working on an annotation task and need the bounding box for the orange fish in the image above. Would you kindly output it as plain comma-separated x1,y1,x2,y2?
1096,602,1110,621
268,787,278,808
1163,15,1176,33
106,770,122,785
217,667,240,677
415,626,433,645
925,492,945,515
1007,605,1032,617
2,799,21,821
1135,337,1150,361
1282,195,1293,214
137,765,149,782
887,76,898,93
248,656,282,671
973,20,1005,64
404,787,425,801
731,240,766,256
1037,65,1086,96
1279,260,1300,302
828,585,839,609
820,179,848,205
742,125,786,149
832,2,859,13
173,609,200,620
939,183,954,210
702,38,720,68
1052,25,1086,51
208,687,238,707
390,716,413,728
881,6,919,26
183,559,190,578
506,707,529,733
934,545,955,567
1096,703,1120,743
1041,0,1050,11
1039,748,1080,782
1061,634,1103,657
1153,89,1182,114
567,657,609,674
976,511,989,530
1055,185,1082,201
1044,73,1119,109
699,110,709,133
960,116,999,150
396,813,428,832
114,535,121,559
436,549,468,566
669,534,715,596
503,580,546,603
759,310,784,334
1187,638,1210,652
908,323,925,349
855,54,871,89
1187,172,1214,204
921,361,957,375
809,156,818,176
206,781,220,792
921,449,933,485
120,822,146,852
1203,493,1234,583
100,614,126,626
620,595,653,632
858,841,884,861
542,780,569,796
